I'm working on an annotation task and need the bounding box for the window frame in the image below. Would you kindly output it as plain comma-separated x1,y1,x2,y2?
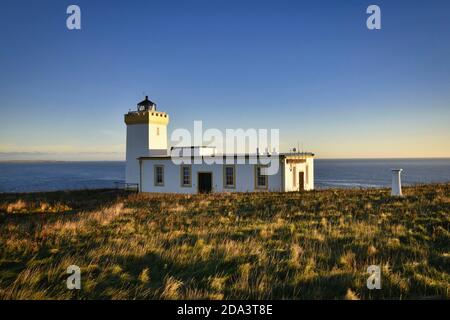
254,165,268,190
223,165,236,189
180,165,192,187
154,165,164,187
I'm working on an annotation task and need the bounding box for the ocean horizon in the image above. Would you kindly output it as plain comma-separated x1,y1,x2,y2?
1,158,450,193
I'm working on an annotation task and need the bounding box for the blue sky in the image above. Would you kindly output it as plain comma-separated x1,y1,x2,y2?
0,0,449,160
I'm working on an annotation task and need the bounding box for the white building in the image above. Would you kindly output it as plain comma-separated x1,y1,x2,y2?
125,96,314,193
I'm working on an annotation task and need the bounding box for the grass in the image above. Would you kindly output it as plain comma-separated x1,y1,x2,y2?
0,184,449,299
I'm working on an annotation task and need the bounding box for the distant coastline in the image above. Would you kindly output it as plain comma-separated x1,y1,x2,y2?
0,160,126,163
1,157,450,163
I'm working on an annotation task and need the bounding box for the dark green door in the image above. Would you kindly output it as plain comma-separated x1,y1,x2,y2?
198,173,212,193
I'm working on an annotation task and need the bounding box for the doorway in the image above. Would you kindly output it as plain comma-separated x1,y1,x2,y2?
198,172,212,193
298,172,305,191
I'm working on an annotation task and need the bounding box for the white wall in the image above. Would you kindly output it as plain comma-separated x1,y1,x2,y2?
125,120,168,184
140,160,283,193
148,122,168,151
283,157,314,191
125,124,150,184
307,157,314,190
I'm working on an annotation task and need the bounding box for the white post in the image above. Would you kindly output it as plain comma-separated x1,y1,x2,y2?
391,169,403,196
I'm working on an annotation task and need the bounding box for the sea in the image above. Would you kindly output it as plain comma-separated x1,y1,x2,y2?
0,159,449,193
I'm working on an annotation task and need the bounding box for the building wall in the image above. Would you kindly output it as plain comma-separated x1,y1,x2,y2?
283,157,314,191
125,124,150,184
140,159,283,193
307,157,314,190
148,122,168,151
125,120,168,184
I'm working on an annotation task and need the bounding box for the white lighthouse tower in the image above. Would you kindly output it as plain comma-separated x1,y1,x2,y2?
124,96,169,185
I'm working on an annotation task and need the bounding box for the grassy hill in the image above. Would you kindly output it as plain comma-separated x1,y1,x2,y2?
0,184,449,299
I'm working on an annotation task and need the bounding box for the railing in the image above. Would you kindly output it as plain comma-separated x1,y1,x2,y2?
113,182,139,192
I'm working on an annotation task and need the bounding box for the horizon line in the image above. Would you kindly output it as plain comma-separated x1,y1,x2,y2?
1,156,450,163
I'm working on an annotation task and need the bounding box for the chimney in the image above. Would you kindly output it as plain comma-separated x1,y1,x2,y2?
391,169,403,196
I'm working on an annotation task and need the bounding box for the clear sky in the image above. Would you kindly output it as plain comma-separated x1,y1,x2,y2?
0,0,449,160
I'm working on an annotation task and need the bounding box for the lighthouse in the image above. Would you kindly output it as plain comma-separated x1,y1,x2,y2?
123,95,315,194
124,96,170,185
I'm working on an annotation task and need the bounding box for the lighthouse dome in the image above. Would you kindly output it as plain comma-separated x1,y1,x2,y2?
137,96,156,111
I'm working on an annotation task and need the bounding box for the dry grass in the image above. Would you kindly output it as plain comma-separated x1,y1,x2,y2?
0,184,449,299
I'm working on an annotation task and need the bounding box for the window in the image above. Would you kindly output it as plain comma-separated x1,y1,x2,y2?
154,165,164,186
156,127,160,136
223,165,235,188
180,165,192,187
255,165,268,189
